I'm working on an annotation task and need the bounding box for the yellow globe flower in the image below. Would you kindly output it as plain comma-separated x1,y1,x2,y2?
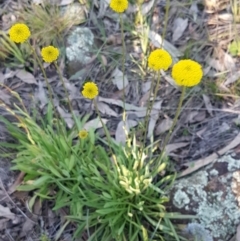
110,0,128,13
148,49,172,71
82,82,99,99
9,23,31,43
171,59,203,87
78,130,88,139
41,46,59,63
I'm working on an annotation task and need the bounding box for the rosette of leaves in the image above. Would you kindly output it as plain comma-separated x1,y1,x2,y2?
66,136,194,241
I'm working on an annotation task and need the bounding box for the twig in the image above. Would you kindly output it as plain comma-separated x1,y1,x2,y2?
0,177,35,224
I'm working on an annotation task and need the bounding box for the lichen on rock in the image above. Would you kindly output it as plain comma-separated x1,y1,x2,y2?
169,154,240,240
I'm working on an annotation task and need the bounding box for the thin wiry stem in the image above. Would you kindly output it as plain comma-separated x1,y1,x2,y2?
152,86,186,177
119,13,127,125
140,70,161,159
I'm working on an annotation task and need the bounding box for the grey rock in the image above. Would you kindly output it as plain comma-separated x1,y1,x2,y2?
169,154,240,241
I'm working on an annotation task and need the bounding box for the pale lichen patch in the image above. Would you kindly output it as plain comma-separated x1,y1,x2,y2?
171,155,240,240
173,190,190,209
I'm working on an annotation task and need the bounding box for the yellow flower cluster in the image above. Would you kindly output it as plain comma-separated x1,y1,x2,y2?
9,23,31,43
171,59,203,87
82,82,99,99
148,49,172,71
109,0,128,13
78,130,88,139
41,46,59,63
148,49,203,87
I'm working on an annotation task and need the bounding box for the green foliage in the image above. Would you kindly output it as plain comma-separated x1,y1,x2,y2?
0,31,32,67
0,103,192,241
228,40,240,56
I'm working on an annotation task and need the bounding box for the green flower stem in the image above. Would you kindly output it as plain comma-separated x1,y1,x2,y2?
141,70,160,157
119,13,126,123
153,86,186,176
26,41,54,108
54,62,76,125
93,99,114,156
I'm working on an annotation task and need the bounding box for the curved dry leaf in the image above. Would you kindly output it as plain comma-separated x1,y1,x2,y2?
111,67,129,90
57,106,74,128
97,0,110,18
0,204,15,219
96,102,118,117
115,120,138,144
148,30,182,61
202,94,213,116
84,117,108,131
172,18,188,42
156,118,173,135
98,96,147,111
35,81,48,109
147,117,157,139
141,0,155,15
165,142,189,155
224,70,240,86
179,133,240,178
147,101,162,138
15,69,37,85
0,72,4,84
0,89,11,105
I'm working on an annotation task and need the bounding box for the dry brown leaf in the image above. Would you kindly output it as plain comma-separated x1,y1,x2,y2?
97,0,110,18
35,81,48,109
165,142,189,155
172,18,188,42
147,101,162,138
178,132,240,178
101,55,107,66
192,111,206,122
0,89,11,105
184,111,199,123
57,106,74,128
0,72,4,83
111,67,129,90
202,94,213,117
139,91,150,107
142,81,151,94
160,70,179,88
0,204,15,219
96,102,118,117
223,52,235,70
58,0,75,6
156,118,173,135
19,219,35,238
15,69,37,85
84,117,108,131
224,70,240,86
8,171,25,194
0,219,8,231
98,96,147,111
115,120,138,144
141,0,155,15
148,30,182,61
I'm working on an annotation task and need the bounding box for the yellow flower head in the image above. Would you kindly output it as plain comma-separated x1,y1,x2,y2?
9,23,31,43
110,0,128,13
148,49,172,71
78,130,88,139
41,46,59,63
171,59,203,87
82,82,99,99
